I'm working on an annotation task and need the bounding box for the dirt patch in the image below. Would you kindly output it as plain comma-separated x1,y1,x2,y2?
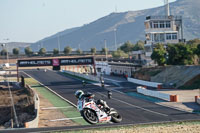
0,83,34,128
132,66,164,81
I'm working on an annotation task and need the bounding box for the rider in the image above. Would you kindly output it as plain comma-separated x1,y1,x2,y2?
75,90,110,112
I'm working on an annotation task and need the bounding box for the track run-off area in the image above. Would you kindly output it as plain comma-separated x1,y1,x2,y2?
3,69,200,133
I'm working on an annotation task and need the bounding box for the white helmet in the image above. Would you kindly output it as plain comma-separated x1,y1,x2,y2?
75,90,84,99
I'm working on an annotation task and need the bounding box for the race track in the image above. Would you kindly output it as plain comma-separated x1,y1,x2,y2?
21,69,200,125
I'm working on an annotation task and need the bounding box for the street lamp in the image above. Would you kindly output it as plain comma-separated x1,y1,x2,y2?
114,28,117,50
57,34,61,54
1,41,9,64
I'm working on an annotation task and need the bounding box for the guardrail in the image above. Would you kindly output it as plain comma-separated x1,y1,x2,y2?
137,86,178,102
24,85,40,128
62,70,100,82
128,77,162,88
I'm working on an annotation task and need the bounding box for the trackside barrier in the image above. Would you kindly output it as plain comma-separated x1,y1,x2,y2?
62,70,100,82
136,86,178,102
25,85,40,128
128,77,162,88
0,71,6,75
195,96,200,105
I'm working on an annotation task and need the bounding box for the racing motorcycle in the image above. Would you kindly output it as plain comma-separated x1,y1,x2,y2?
77,93,122,124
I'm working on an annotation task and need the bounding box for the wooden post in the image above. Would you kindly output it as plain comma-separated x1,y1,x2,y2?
16,62,19,82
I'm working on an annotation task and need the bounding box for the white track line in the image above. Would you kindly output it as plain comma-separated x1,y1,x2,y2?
91,83,110,87
96,92,168,117
103,78,123,83
50,117,82,122
41,106,73,110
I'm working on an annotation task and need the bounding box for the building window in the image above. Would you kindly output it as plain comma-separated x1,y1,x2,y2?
154,34,159,42
166,33,178,40
172,33,177,40
166,33,171,40
160,21,165,28
166,21,171,28
160,33,165,42
153,21,159,28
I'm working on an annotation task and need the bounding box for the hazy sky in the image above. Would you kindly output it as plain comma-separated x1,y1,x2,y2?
0,0,176,43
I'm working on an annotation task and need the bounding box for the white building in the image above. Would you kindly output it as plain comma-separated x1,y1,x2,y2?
144,1,184,57
95,61,111,75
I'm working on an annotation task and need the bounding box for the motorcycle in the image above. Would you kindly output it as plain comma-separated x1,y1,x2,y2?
77,93,122,124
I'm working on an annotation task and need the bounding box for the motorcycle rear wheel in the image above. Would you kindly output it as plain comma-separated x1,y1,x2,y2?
81,109,98,124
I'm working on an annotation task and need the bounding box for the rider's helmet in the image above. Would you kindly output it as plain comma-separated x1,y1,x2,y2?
75,90,84,99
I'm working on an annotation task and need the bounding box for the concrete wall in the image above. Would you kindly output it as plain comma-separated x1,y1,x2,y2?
196,96,200,105
137,86,170,101
197,98,200,105
128,77,162,88
62,70,100,82
25,85,40,128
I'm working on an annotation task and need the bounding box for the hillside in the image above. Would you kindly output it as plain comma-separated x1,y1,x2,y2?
31,0,200,51
151,66,200,88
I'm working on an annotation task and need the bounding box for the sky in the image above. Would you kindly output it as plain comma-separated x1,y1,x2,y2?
0,0,176,43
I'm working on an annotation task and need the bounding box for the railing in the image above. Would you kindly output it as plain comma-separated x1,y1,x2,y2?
146,15,182,20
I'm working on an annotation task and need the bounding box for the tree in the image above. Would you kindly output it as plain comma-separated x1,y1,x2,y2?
187,38,200,46
91,47,96,55
119,41,134,53
24,47,33,56
0,49,7,56
167,43,194,65
101,47,108,55
133,40,144,51
53,48,59,55
13,48,19,56
76,48,82,54
39,48,46,56
112,49,128,59
64,46,72,55
151,44,167,66
196,44,200,56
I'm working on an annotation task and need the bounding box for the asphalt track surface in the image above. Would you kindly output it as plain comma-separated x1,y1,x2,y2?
2,69,200,132
24,69,200,122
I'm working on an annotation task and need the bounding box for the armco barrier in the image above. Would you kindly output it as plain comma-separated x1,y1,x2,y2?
25,85,40,128
128,77,162,88
62,70,100,82
136,86,178,102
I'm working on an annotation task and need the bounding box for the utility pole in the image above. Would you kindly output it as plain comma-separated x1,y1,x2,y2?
104,39,107,61
114,28,117,50
164,0,170,16
57,34,61,54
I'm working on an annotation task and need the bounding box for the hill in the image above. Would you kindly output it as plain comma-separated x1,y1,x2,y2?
31,0,200,51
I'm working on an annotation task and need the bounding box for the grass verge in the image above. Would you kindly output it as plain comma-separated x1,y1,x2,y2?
25,77,89,126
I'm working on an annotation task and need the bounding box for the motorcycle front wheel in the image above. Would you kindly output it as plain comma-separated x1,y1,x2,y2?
81,109,98,124
110,110,122,123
